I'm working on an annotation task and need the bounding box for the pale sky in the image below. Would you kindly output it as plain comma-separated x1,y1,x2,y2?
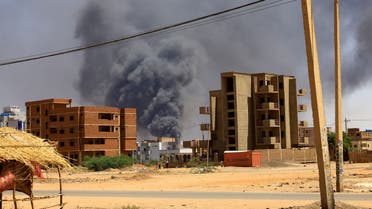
1,0,372,139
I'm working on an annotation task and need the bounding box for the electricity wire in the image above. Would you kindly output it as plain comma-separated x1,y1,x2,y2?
0,0,298,67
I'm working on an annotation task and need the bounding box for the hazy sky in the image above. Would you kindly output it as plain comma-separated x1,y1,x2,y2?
1,0,372,139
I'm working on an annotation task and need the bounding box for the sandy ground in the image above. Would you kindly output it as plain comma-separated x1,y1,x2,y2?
2,162,372,209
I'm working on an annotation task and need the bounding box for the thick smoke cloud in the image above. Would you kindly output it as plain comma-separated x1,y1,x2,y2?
76,1,204,138
343,7,372,93
75,0,372,137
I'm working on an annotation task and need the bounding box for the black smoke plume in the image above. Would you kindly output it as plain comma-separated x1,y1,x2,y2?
343,8,372,93
75,2,203,139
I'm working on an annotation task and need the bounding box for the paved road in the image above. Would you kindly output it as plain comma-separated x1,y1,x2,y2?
29,190,372,201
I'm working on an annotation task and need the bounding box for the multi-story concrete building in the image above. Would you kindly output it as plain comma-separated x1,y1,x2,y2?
0,106,26,130
348,128,372,151
210,72,307,159
25,98,136,164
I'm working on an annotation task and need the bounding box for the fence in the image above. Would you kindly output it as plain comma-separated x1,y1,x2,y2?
257,148,317,163
349,151,372,163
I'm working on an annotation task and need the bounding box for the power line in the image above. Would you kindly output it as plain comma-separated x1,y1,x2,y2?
0,0,297,67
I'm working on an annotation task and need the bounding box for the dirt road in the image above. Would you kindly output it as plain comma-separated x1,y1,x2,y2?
2,162,371,209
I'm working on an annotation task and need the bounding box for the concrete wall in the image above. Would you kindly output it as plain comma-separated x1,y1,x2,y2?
258,148,317,163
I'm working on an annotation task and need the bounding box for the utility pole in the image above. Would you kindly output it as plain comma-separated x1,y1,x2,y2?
301,0,335,208
334,0,343,192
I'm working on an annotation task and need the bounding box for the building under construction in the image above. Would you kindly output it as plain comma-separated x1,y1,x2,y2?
210,72,308,159
25,98,136,164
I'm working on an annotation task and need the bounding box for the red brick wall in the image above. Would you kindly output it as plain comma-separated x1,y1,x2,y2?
26,99,137,163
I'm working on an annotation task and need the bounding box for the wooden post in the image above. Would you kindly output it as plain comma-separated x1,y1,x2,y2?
334,0,343,193
13,182,17,209
301,0,335,208
30,177,34,209
58,167,63,209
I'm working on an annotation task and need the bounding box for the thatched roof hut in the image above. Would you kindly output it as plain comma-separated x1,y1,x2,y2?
0,127,71,208
0,127,71,170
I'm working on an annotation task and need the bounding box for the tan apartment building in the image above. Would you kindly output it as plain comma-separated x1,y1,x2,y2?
210,72,307,159
25,98,136,164
348,128,372,151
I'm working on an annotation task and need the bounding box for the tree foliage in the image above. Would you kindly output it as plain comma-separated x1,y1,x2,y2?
327,131,351,152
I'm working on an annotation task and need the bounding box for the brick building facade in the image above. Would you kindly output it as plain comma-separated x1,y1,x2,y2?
25,98,136,164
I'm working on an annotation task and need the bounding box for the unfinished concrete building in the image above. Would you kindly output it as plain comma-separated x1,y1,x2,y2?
210,72,307,159
348,128,372,152
25,98,136,164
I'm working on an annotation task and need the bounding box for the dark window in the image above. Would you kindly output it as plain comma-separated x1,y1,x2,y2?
59,116,64,122
98,113,113,120
36,132,40,136
69,128,74,134
45,122,48,128
279,82,283,89
45,110,48,116
69,140,75,146
261,131,266,137
281,131,285,137
226,77,234,92
59,129,65,134
228,129,235,135
88,139,94,144
36,119,40,124
99,126,112,132
228,146,236,151
69,115,74,121
227,94,234,101
49,115,57,122
50,128,57,134
269,131,274,137
260,97,265,103
261,114,266,120
95,138,105,144
280,99,284,106
228,112,235,118
46,134,48,139
280,115,285,122
59,141,65,147
228,137,235,144
36,107,40,112
259,80,264,86
227,102,234,109
228,119,235,127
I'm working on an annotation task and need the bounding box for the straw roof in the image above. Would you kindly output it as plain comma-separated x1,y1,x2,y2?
0,127,71,170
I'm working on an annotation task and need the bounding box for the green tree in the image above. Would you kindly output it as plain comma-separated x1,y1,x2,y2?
327,131,352,160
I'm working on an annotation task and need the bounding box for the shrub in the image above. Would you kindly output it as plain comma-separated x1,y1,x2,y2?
190,165,217,174
82,155,135,171
144,160,158,167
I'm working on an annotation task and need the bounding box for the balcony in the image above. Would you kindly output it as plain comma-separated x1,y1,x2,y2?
298,104,307,112
298,120,308,127
298,137,309,144
298,88,306,96
257,102,279,110
257,136,280,144
258,85,276,93
262,119,280,127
